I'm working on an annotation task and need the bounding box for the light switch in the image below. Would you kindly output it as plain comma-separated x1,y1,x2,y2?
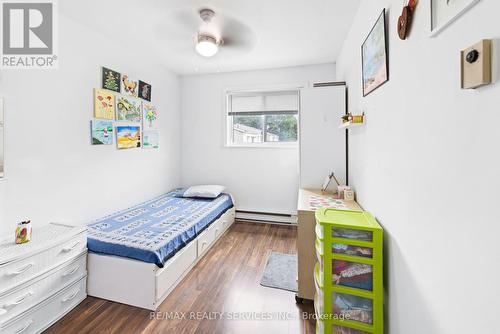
461,39,492,89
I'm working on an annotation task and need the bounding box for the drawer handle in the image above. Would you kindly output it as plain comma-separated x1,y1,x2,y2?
61,288,80,303
6,263,34,276
61,265,80,277
15,320,33,334
61,241,81,253
1,291,34,312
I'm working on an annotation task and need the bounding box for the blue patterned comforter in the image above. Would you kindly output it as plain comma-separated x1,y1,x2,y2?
87,190,233,267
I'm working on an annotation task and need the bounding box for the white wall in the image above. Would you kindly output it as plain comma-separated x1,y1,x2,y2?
336,1,500,333
180,64,336,214
0,14,181,237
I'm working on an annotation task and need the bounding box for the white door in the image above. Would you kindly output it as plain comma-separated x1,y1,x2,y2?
299,85,346,189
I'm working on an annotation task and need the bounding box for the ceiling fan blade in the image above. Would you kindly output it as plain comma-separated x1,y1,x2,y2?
153,9,201,47
220,17,257,51
169,9,201,32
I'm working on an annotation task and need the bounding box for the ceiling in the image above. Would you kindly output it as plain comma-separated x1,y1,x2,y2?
60,0,361,75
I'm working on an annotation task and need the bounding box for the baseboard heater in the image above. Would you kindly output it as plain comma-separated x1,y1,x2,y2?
235,210,297,225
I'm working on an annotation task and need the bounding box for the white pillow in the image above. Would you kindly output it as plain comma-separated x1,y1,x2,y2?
183,185,226,199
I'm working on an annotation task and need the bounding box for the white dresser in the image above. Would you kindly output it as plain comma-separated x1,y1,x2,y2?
0,223,87,334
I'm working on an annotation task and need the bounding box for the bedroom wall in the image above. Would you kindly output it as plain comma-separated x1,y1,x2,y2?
180,64,336,215
336,1,500,333
0,14,181,238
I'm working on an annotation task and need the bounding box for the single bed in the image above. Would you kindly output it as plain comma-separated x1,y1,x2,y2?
86,189,235,310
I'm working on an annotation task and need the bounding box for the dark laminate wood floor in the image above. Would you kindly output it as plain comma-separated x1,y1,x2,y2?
44,221,316,334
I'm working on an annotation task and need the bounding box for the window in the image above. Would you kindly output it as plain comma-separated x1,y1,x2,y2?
226,90,299,146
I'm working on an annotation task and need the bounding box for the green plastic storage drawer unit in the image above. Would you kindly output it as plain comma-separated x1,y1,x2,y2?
314,208,383,334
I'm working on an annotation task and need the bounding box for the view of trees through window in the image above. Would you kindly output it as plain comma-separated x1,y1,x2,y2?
232,115,298,144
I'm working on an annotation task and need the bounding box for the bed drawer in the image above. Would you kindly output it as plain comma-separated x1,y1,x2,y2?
220,210,235,232
213,219,224,240
0,253,87,323
0,232,87,294
197,225,216,257
155,240,197,303
0,277,86,334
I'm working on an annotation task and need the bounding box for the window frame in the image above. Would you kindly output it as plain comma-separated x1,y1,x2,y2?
224,86,302,149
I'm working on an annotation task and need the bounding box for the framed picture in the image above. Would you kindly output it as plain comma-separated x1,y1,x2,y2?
101,67,121,92
91,120,113,145
115,95,142,122
143,131,159,149
142,103,158,130
138,80,152,101
94,89,115,120
121,74,139,97
430,0,481,37
361,9,388,97
116,125,141,149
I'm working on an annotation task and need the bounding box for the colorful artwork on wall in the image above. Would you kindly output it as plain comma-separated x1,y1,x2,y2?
116,125,141,149
361,9,388,97
138,80,152,101
143,131,159,149
91,120,114,145
102,67,121,92
94,89,115,120
142,103,158,129
92,66,159,151
121,74,139,97
115,95,142,122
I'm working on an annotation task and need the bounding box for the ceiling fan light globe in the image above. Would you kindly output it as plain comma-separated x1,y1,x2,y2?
196,35,218,57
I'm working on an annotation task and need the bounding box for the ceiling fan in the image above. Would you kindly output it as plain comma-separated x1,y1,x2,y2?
171,7,256,58
196,9,223,57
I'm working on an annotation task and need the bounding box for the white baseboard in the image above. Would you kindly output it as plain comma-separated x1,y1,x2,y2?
235,210,297,225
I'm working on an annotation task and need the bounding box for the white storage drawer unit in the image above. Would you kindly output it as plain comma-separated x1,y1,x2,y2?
0,223,87,333
0,278,87,334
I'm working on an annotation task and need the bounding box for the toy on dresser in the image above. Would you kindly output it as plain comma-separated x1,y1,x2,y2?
15,220,32,244
320,172,356,201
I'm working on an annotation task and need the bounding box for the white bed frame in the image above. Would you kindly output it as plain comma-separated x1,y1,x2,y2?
87,207,235,310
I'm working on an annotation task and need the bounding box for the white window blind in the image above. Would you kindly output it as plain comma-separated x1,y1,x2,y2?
228,90,299,116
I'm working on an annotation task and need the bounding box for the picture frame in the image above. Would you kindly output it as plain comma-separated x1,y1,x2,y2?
361,9,388,97
101,67,121,92
143,131,159,149
121,74,139,97
94,89,115,120
115,95,142,123
91,119,114,145
142,103,158,130
430,0,481,37
138,80,152,101
116,124,141,149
